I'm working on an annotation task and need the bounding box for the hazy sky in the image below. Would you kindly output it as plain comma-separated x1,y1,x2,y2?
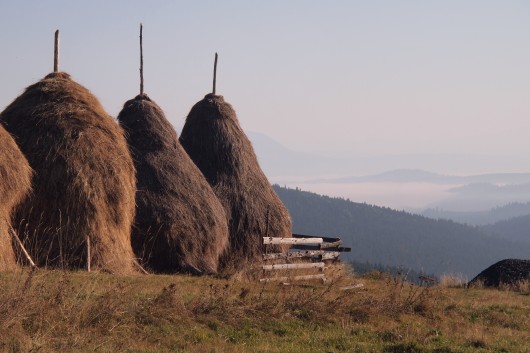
1,1,529,173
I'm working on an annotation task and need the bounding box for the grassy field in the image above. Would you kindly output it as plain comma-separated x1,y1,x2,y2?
0,266,528,353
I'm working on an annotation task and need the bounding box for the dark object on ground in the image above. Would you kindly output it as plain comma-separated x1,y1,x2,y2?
117,94,229,274
0,125,32,271
0,72,137,274
469,259,530,288
180,93,292,274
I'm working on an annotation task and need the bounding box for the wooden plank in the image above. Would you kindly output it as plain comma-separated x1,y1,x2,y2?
320,240,343,249
292,233,341,243
290,244,351,252
259,274,327,283
263,237,323,245
290,244,322,251
263,250,340,260
262,262,325,271
263,252,319,260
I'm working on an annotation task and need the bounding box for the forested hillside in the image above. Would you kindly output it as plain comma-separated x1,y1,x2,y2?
482,214,530,244
274,185,530,278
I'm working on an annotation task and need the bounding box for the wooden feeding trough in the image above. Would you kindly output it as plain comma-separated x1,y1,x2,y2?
260,233,351,283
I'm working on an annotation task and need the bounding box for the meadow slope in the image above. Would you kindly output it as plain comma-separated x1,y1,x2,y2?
1,268,528,353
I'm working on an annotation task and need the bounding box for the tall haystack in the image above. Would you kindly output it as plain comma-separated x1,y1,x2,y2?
179,56,292,272
0,69,137,274
117,94,229,274
117,25,228,274
0,125,32,271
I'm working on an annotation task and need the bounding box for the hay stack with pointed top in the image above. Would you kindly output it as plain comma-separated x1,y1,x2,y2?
117,94,229,274
0,125,32,271
0,72,136,274
180,93,292,272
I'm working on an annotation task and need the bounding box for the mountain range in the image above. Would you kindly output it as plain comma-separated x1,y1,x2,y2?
309,169,530,185
422,202,530,226
273,185,530,279
249,131,530,212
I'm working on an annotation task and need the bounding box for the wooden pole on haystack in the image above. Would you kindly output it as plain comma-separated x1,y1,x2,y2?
212,52,218,94
140,23,144,95
54,30,59,72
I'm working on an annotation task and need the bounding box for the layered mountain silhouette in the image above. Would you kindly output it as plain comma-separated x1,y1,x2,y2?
274,185,530,278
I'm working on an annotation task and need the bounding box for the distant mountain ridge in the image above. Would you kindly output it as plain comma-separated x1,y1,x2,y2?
309,169,530,185
274,185,530,278
247,131,530,181
299,169,530,214
422,202,530,226
248,132,345,177
248,131,530,214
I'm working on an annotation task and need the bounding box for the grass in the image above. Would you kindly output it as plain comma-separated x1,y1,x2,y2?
0,266,528,353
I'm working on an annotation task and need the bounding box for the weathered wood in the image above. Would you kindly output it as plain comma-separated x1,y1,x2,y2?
262,262,325,271
259,274,326,283
134,260,149,275
263,251,340,260
320,240,343,249
292,233,342,243
263,250,326,260
212,52,218,94
263,237,323,245
54,30,59,72
290,244,351,252
139,23,144,95
9,226,36,268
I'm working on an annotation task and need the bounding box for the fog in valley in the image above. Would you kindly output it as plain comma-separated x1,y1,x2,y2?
250,131,530,223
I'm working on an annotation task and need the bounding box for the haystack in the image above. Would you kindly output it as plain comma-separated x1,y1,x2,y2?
117,94,229,274
0,72,137,274
469,259,530,288
0,125,32,271
180,93,292,272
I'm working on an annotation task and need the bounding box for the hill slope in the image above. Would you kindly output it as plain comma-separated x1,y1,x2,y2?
482,214,530,244
274,185,530,278
1,270,528,353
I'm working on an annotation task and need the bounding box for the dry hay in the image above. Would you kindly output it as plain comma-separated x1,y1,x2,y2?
117,94,229,274
0,72,136,274
0,125,32,271
180,93,292,274
469,258,530,288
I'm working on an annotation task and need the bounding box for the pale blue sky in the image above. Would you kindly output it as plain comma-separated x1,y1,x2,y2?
1,1,530,173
